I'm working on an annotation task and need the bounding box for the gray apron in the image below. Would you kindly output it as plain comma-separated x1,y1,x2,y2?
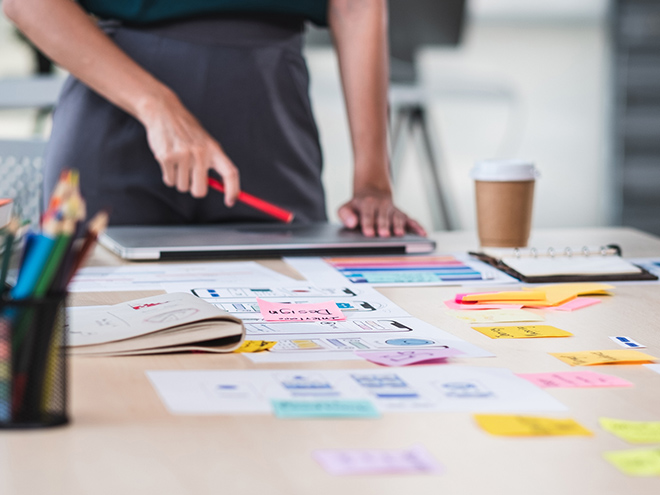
44,15,326,225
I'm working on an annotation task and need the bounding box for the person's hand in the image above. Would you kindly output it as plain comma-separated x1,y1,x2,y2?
338,189,427,238
137,91,240,206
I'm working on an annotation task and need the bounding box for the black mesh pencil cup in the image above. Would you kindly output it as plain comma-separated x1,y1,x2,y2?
0,293,68,428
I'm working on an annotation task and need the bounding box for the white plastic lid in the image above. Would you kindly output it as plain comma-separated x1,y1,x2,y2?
470,159,540,182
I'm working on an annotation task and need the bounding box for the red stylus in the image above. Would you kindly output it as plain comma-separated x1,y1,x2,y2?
208,177,295,224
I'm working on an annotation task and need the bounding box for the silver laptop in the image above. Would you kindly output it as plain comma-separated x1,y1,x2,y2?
99,223,436,260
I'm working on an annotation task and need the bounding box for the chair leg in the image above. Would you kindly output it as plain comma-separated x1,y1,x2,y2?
411,107,455,231
389,107,411,184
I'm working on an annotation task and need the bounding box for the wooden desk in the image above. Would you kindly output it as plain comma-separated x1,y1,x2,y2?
3,228,660,495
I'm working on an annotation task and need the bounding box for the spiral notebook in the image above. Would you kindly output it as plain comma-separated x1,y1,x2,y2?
470,244,658,283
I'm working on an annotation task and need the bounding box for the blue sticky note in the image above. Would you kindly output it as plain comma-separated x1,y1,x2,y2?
271,399,380,419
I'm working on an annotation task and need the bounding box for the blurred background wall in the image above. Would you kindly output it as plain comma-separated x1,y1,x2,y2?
2,0,656,235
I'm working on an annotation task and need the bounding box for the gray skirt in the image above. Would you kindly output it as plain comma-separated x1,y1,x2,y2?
44,15,326,225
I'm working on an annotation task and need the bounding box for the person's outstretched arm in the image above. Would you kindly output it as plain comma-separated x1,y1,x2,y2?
329,0,425,237
3,0,239,204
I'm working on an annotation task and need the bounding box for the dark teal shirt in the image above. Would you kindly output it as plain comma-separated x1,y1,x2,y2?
79,0,329,26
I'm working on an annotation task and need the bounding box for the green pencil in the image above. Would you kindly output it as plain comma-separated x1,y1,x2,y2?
32,231,74,298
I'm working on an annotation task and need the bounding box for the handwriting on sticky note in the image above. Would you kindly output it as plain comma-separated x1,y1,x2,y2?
356,348,464,367
517,371,633,388
257,298,345,322
600,418,660,444
474,414,593,437
471,325,572,339
313,445,443,475
604,448,660,477
233,340,277,353
447,309,544,324
550,350,657,366
271,399,379,419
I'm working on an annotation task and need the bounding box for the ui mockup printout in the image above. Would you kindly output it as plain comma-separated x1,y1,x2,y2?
285,256,518,287
189,282,491,362
70,259,494,362
147,366,566,415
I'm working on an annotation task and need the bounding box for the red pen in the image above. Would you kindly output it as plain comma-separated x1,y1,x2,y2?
208,177,295,224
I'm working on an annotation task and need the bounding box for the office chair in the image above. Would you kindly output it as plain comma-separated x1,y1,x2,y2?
0,138,47,227
305,0,466,231
0,76,64,110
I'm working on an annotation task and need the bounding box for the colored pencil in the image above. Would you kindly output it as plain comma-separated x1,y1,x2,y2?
207,177,295,223
65,210,109,286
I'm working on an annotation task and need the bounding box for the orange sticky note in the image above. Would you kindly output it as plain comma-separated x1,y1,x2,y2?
460,291,547,303
523,283,613,307
257,298,346,322
550,350,657,366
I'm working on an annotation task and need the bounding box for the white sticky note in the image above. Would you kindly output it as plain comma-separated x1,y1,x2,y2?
609,336,646,349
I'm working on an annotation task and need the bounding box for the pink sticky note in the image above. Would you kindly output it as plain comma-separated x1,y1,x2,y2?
542,297,601,312
444,300,524,311
454,292,495,303
356,348,464,367
256,298,346,322
517,371,633,388
313,445,443,476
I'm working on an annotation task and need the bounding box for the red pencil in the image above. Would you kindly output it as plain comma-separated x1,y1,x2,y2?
208,177,295,224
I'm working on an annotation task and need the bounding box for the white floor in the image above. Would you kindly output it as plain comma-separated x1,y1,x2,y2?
0,12,612,233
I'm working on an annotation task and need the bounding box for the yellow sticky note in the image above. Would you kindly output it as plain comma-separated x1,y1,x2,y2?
471,325,572,339
474,414,593,437
550,350,657,366
600,418,660,444
604,448,660,477
233,340,277,353
462,291,547,303
447,309,544,324
523,283,614,307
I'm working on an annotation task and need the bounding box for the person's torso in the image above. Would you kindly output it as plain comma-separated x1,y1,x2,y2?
78,0,329,26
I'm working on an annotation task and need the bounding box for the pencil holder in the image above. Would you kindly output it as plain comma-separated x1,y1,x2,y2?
0,293,69,428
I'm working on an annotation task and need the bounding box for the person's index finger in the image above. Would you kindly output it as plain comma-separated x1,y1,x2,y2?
212,156,240,207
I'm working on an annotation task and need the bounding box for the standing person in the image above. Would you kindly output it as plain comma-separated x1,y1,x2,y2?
4,0,426,238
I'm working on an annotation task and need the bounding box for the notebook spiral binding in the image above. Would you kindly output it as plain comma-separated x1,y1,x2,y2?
510,244,622,259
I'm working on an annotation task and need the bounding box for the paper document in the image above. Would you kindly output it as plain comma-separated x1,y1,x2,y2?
69,261,294,292
245,316,492,363
146,366,566,415
284,256,518,287
67,293,244,355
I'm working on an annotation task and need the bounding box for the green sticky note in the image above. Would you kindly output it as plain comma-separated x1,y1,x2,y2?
604,448,660,477
600,418,660,444
271,399,380,419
